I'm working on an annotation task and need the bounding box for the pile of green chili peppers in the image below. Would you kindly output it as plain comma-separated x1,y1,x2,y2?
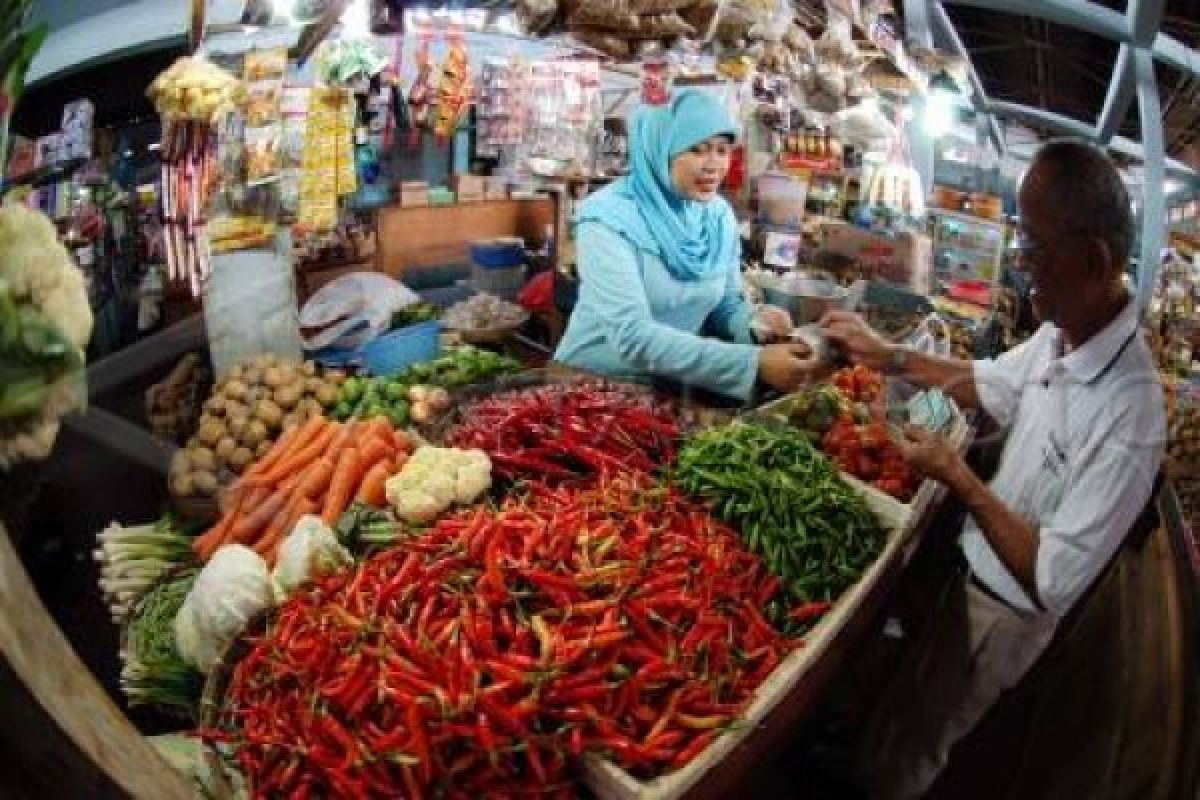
674,421,886,624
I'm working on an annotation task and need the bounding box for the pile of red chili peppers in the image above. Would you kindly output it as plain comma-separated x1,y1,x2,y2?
203,478,794,799
446,382,680,485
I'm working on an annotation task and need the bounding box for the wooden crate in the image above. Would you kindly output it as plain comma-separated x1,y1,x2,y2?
584,483,913,800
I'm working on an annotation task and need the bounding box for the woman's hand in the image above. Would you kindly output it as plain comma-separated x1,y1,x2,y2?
819,311,894,371
758,344,816,392
751,305,793,343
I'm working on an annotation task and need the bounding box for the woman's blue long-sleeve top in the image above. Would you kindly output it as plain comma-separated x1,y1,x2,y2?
554,220,759,400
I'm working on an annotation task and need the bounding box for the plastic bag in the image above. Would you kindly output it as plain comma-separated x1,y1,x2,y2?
905,313,952,356
299,272,419,351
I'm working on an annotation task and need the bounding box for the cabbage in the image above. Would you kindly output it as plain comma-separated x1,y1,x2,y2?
173,545,276,673
272,515,353,596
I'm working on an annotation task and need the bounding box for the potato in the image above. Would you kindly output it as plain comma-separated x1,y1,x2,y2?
263,366,288,389
274,385,302,410
197,419,224,447
203,395,226,416
171,473,194,497
228,413,250,439
229,446,255,473
192,470,219,496
251,353,274,370
256,439,273,459
315,383,339,408
226,363,245,381
190,446,217,472
301,361,317,377
242,367,263,387
224,399,249,421
215,436,238,463
224,379,249,401
244,419,269,447
300,397,324,417
170,450,192,475
256,399,284,428
281,412,302,430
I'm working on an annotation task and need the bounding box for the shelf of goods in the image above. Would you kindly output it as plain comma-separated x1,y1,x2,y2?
78,348,972,799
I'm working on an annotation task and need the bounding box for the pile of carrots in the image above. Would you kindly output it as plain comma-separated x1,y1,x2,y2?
192,415,412,564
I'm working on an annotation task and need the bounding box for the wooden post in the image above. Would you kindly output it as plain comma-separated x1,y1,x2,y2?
189,0,205,53
0,523,192,799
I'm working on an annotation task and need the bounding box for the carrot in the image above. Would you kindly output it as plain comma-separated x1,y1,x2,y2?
230,489,288,544
193,491,244,561
393,429,413,454
322,448,365,525
242,423,300,479
354,459,394,507
361,416,394,442
297,456,337,501
249,418,336,487
256,496,316,566
358,436,394,470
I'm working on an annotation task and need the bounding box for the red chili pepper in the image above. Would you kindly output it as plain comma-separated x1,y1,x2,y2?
788,601,834,623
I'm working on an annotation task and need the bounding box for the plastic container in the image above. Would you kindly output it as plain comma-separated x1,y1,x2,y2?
469,237,526,269
310,321,442,376
470,263,526,300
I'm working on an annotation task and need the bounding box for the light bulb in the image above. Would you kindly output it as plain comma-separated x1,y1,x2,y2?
924,89,955,138
341,0,370,39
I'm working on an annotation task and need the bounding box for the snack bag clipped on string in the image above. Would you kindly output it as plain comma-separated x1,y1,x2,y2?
434,30,473,141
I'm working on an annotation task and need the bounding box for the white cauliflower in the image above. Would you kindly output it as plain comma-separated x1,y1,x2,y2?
0,202,94,470
385,446,492,523
174,544,277,672
272,516,353,597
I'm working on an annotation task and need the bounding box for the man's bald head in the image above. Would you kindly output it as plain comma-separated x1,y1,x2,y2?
1019,139,1134,276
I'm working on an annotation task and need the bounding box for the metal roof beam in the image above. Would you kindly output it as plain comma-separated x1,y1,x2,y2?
1096,44,1135,144
1128,0,1167,46
944,0,1200,83
986,99,1200,180
930,1,1006,154
940,0,1128,42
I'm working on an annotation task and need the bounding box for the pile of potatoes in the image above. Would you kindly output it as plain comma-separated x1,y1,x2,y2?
169,354,343,500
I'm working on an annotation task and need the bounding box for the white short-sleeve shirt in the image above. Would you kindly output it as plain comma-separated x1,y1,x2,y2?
964,299,1166,616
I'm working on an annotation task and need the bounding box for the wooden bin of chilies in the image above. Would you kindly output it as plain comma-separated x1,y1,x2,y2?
583,396,969,800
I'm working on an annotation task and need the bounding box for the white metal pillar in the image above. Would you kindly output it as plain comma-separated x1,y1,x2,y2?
904,0,937,198
1135,50,1166,311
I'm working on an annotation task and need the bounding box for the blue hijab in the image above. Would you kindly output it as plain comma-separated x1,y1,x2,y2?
579,90,739,281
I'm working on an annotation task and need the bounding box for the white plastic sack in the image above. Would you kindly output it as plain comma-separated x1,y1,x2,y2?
299,272,420,352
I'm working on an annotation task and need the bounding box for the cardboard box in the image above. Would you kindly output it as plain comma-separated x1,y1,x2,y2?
451,174,485,203
399,181,429,208
484,176,508,200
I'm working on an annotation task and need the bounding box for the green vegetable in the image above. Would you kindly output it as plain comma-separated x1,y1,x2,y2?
335,502,407,552
121,569,204,718
0,291,84,422
674,422,886,629
94,516,198,624
334,346,523,421
390,302,442,329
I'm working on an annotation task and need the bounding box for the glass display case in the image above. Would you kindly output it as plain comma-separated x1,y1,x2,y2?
928,207,1007,283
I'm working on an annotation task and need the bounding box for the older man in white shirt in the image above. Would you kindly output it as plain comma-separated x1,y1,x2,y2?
821,139,1166,799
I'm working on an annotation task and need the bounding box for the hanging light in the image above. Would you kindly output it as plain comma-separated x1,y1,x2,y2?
924,69,960,138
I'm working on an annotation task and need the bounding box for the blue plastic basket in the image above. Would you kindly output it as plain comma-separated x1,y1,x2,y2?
470,239,526,269
310,321,442,376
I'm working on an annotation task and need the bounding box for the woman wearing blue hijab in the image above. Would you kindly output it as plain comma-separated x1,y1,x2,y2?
555,90,812,400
